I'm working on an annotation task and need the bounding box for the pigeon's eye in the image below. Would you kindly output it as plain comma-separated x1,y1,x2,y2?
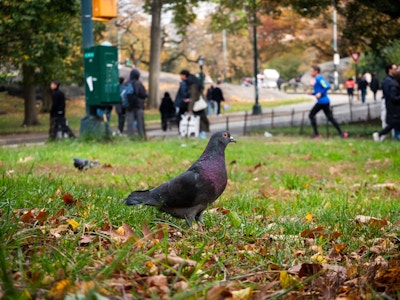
223,133,228,138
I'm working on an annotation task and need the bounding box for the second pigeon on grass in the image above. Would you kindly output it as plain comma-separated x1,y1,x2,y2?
124,130,236,227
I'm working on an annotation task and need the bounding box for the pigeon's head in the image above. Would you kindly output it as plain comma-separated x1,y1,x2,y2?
210,131,236,148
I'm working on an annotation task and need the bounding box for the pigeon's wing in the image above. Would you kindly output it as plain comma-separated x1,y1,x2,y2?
150,167,205,208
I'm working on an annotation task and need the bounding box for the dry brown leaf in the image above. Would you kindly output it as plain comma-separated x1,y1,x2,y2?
146,275,169,293
48,208,65,222
333,243,347,254
153,253,197,267
173,281,188,292
79,235,94,246
50,225,70,238
62,193,75,205
199,285,232,300
372,183,396,190
35,210,48,223
20,210,33,223
355,215,390,228
298,263,323,277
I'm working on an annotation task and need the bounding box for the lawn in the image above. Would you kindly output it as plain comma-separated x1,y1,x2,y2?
1,135,399,299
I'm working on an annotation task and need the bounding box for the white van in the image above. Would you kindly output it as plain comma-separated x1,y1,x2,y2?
263,69,280,88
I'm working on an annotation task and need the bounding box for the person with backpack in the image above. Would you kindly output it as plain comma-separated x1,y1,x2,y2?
124,68,148,139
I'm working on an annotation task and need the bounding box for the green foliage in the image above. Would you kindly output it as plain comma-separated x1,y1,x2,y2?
264,49,303,80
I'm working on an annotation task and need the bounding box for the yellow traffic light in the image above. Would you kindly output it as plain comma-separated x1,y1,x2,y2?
92,0,117,22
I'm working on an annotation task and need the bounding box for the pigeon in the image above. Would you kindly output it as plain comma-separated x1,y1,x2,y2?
125,131,236,227
73,158,100,171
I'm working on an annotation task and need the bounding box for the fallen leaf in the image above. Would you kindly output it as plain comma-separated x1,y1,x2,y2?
36,210,49,223
79,235,94,246
48,279,71,300
305,213,313,223
153,253,197,267
199,286,232,300
231,287,253,300
279,270,299,289
310,254,328,264
18,156,33,163
355,215,390,228
333,243,347,254
67,219,79,229
298,263,323,277
20,210,33,223
372,183,396,190
62,193,75,205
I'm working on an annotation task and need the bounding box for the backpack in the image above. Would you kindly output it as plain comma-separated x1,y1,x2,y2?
120,81,139,108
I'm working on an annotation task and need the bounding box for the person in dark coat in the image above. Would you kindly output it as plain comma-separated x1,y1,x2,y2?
159,92,176,131
49,80,75,139
357,74,368,103
114,77,126,134
373,70,400,141
211,80,225,115
369,72,380,101
126,68,148,138
175,80,188,126
179,70,210,139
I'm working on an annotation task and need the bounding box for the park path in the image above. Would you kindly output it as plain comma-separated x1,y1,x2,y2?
0,91,381,146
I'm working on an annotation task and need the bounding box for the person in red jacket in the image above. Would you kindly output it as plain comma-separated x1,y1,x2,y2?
345,77,356,102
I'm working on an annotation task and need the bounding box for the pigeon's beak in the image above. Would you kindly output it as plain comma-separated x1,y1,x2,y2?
230,136,236,143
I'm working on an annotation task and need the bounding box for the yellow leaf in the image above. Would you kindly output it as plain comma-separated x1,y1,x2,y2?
23,289,32,299
232,287,253,300
115,226,125,236
305,213,313,223
279,271,299,289
49,279,71,299
67,219,79,229
310,254,328,263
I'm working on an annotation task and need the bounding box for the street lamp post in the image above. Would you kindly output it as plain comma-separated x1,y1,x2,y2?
333,2,339,91
252,1,262,115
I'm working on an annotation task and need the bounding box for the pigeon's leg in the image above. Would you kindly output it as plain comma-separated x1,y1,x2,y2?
195,211,205,232
185,216,194,228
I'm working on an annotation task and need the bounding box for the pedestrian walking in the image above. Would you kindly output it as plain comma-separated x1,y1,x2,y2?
370,72,380,102
179,70,209,139
345,77,355,102
126,68,148,139
358,74,368,103
49,80,75,140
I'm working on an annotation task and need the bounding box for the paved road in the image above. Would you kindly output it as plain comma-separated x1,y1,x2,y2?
0,92,382,146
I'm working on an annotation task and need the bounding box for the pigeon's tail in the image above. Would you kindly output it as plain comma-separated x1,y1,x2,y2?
125,190,156,206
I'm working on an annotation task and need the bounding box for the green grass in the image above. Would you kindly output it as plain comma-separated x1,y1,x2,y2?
1,135,399,299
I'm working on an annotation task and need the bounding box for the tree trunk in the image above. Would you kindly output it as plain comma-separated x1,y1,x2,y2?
41,88,52,113
22,64,40,126
147,0,162,109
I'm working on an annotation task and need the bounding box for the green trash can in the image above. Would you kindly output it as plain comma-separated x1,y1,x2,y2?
83,45,120,106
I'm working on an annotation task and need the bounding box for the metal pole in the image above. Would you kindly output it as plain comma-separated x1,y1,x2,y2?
81,0,94,50
252,0,261,115
81,0,94,116
222,29,227,82
333,3,339,91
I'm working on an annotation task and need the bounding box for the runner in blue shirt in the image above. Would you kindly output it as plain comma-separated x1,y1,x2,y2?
308,65,348,139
